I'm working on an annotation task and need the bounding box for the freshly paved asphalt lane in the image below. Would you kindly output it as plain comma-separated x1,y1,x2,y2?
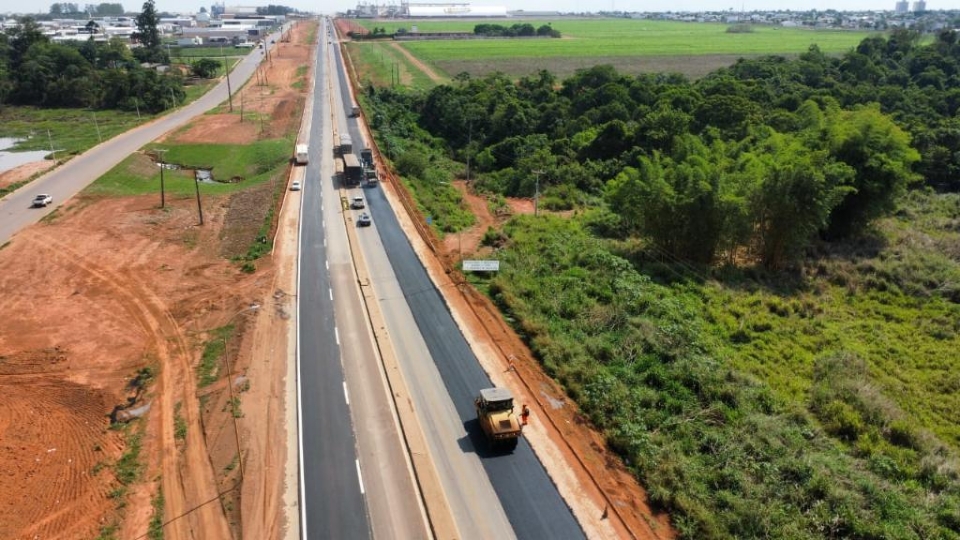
0,28,286,244
331,41,585,540
298,24,371,540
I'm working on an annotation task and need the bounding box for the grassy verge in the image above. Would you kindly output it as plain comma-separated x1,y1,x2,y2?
174,402,187,441
198,325,234,388
0,179,31,198
372,134,474,235
148,487,164,540
108,420,144,506
84,139,291,198
0,106,150,158
347,41,440,90
170,46,247,61
292,65,309,90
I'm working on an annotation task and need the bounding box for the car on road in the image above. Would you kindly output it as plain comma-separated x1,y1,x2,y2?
290,180,302,191
32,194,52,208
350,196,365,209
357,213,371,227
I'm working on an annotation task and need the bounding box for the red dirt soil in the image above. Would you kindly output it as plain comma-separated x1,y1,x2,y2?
0,20,314,540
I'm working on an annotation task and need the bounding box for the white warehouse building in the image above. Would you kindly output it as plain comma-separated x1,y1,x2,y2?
407,4,508,17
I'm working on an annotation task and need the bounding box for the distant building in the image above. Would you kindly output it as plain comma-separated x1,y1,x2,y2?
407,4,508,17
895,0,908,13
912,0,926,11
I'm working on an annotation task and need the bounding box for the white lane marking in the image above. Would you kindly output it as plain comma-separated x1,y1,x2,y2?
329,288,333,301
335,327,340,345
325,260,329,270
343,381,350,405
355,460,365,494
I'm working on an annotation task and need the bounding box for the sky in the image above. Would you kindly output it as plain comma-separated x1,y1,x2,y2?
1,0,959,18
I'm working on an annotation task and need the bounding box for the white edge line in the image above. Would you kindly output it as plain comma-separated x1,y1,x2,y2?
355,459,365,494
329,288,333,301
297,19,328,540
335,327,340,346
343,381,350,405
296,96,309,540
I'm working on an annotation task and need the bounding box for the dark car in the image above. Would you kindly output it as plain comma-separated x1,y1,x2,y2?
357,213,371,227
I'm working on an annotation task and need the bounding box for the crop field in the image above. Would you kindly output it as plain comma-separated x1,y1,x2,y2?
348,41,438,89
353,19,876,80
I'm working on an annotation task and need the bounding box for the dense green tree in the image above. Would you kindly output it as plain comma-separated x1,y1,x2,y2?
132,0,166,64
824,104,920,237
49,3,80,15
751,130,853,267
257,5,297,15
6,18,47,69
93,3,125,15
191,57,220,78
605,136,736,264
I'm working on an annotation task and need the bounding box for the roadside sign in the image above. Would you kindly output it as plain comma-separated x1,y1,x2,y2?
462,260,500,272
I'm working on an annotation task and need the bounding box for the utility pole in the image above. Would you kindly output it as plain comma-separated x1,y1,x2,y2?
222,304,260,483
533,169,544,217
466,121,472,182
156,149,168,208
194,173,204,225
92,110,102,143
222,44,234,112
47,129,56,162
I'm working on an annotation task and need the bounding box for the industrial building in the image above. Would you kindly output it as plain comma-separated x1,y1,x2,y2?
353,1,509,18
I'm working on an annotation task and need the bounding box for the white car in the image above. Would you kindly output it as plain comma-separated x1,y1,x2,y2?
350,196,365,209
32,194,52,207
290,181,302,191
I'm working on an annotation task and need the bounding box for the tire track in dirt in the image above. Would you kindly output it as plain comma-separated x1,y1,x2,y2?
0,379,120,540
389,41,445,83
35,238,232,540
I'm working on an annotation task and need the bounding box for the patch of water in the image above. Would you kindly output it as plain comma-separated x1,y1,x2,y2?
0,137,52,175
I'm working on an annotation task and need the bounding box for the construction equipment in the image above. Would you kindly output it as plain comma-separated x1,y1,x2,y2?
474,387,522,451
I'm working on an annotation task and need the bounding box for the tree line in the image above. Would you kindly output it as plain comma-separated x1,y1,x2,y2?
473,23,561,38
368,28,960,268
49,3,124,16
0,1,212,113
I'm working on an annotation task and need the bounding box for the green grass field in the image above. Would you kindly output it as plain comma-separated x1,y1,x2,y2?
0,107,150,157
168,46,247,59
86,139,291,198
358,19,876,60
347,41,438,89
351,19,876,81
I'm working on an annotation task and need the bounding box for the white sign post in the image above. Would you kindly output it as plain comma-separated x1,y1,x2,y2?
462,260,500,272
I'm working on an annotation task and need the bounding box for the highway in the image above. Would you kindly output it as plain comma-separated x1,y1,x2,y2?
0,16,590,538
329,25,586,540
296,19,428,540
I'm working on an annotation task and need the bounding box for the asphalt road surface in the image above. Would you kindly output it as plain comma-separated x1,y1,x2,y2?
0,28,286,245
296,20,427,540
330,31,586,540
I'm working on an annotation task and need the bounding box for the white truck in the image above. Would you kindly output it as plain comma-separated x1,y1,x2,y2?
294,144,309,165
